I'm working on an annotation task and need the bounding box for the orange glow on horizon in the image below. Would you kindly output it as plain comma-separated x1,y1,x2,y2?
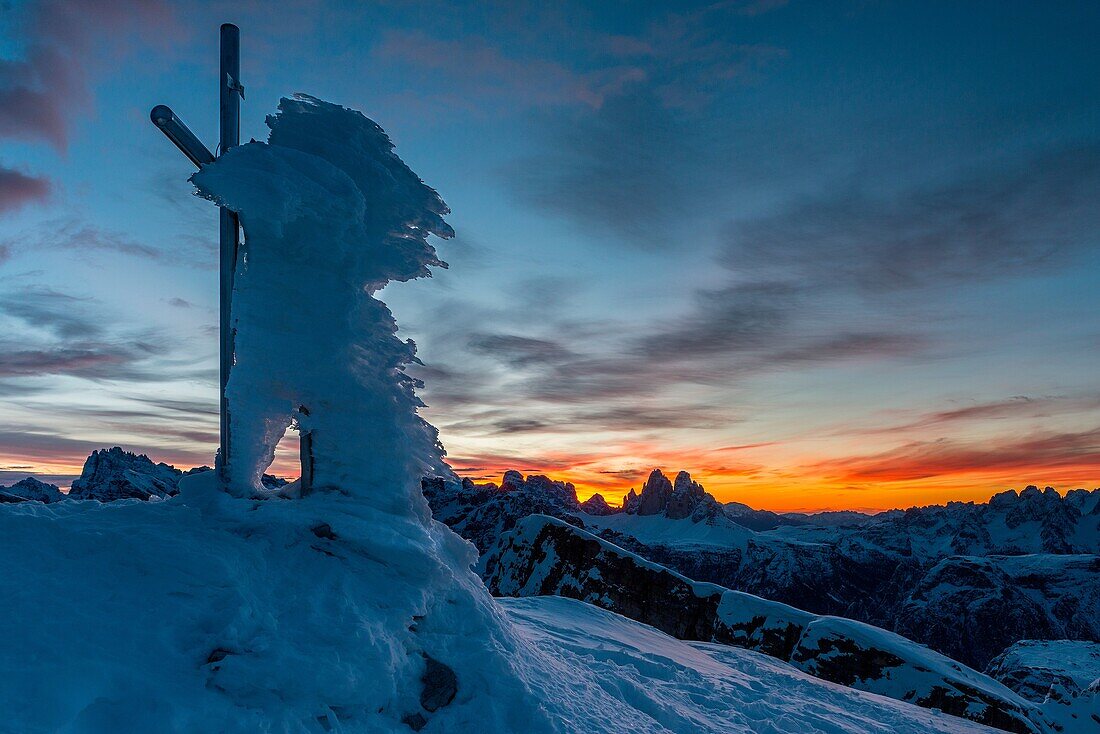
5,438,1097,514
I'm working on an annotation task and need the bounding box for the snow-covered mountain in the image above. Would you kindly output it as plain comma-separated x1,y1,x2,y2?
424,469,1100,671
0,477,64,504
503,595,1004,734
487,514,1055,733
987,640,1100,701
68,447,185,501
986,640,1100,732
64,447,287,502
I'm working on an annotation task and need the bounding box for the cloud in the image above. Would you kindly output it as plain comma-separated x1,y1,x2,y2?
0,0,177,149
0,286,171,381
0,287,100,338
467,333,577,367
808,426,1100,483
0,165,49,213
848,395,1100,437
375,29,644,111
505,92,706,248
723,144,1100,291
1,217,215,268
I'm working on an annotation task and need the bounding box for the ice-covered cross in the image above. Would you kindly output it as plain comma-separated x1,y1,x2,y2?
149,24,318,490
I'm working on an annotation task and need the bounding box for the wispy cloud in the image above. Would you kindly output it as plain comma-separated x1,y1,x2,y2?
2,218,215,269
808,426,1100,483
0,286,171,382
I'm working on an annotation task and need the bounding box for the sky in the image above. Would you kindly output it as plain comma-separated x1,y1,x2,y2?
0,0,1097,512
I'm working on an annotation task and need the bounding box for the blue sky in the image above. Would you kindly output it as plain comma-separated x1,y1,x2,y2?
0,0,1098,510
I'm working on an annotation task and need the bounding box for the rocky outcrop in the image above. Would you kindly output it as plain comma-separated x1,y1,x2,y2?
986,640,1100,733
895,555,1100,669
987,640,1100,702
622,469,673,516
65,449,291,502
620,469,723,521
68,447,183,501
421,473,585,555
485,515,1051,734
0,477,64,504
579,493,615,516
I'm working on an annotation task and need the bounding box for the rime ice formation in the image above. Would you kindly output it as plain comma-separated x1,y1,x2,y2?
191,95,453,497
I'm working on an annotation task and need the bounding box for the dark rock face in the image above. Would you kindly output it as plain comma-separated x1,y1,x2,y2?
895,558,1059,668
623,469,673,516
422,474,585,556
418,655,458,712
896,555,1100,670
0,477,64,504
579,493,615,516
485,515,1046,734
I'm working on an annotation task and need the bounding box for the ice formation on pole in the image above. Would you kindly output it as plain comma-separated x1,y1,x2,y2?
191,94,453,498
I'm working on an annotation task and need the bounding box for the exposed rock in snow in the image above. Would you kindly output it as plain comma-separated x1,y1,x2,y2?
485,515,1052,733
68,447,183,501
986,641,1100,733
987,640,1100,701
504,595,1000,734
894,555,1100,670
0,477,64,504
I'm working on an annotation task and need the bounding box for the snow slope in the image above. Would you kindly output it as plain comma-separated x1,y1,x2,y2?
503,596,999,734
487,514,1051,733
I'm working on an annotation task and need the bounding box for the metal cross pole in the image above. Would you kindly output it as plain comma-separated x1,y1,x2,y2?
150,23,242,486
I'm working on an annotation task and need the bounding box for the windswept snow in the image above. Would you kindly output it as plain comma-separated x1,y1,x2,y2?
503,596,999,734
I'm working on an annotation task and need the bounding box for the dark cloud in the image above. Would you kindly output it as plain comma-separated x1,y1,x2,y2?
0,165,49,213
849,395,1100,437
505,92,705,248
467,333,577,367
0,0,177,149
0,287,100,339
